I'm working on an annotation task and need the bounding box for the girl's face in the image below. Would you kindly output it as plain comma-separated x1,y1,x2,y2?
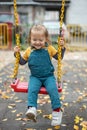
30,30,46,49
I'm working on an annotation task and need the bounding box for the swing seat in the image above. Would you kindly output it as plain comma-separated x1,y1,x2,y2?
11,79,62,94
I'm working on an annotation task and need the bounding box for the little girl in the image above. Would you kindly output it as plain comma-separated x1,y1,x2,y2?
14,24,66,126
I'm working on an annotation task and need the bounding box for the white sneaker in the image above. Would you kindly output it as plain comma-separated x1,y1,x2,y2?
25,107,37,122
51,111,62,126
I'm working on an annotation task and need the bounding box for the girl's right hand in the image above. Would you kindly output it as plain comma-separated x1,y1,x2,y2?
14,46,20,53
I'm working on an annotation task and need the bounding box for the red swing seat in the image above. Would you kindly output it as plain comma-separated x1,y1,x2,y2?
11,79,62,94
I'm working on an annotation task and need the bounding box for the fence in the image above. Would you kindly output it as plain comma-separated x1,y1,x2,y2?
67,24,87,46
0,24,8,49
0,23,14,49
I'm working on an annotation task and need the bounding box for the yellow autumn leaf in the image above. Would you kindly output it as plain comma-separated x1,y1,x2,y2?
21,118,30,121
74,115,80,124
84,93,87,97
9,103,16,107
43,114,52,120
60,95,65,100
37,109,42,114
1,94,10,99
8,106,13,109
80,121,87,128
82,105,86,109
14,97,19,100
77,96,83,102
63,103,68,107
54,125,61,129
82,127,87,130
80,118,83,121
61,124,67,126
74,119,79,124
11,110,16,113
15,100,23,103
2,118,8,121
16,112,23,117
15,118,22,121
74,125,79,130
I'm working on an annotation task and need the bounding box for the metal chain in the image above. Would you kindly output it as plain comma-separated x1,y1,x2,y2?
12,0,65,81
57,0,65,85
12,0,20,78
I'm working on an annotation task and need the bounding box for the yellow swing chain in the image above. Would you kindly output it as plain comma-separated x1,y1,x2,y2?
57,0,65,85
12,0,20,78
12,0,65,81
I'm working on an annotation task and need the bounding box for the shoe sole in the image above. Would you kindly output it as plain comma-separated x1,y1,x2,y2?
26,113,36,122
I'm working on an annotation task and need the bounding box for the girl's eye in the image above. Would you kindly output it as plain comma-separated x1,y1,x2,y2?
39,39,43,42
33,39,37,41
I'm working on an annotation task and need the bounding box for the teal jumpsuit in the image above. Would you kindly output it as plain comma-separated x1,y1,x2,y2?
27,48,61,110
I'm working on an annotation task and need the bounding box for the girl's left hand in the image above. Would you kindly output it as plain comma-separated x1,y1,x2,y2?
59,37,65,49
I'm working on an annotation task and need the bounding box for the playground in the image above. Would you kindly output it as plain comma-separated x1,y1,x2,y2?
0,0,87,130
0,50,87,130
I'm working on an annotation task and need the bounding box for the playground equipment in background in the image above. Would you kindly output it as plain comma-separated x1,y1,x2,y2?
0,23,12,49
0,12,20,49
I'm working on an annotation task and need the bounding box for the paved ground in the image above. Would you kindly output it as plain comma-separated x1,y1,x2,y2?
0,50,87,130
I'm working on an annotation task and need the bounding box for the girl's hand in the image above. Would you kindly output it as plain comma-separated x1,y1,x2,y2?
14,46,20,53
59,37,65,49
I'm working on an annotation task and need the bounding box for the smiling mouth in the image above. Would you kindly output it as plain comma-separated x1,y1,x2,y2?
35,45,41,47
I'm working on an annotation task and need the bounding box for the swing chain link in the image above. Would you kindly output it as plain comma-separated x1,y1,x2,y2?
11,0,21,78
57,0,65,85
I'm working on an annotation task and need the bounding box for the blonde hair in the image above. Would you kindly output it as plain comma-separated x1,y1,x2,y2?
28,24,52,45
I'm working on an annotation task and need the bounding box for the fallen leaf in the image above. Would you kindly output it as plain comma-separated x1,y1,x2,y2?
11,110,16,113
61,124,67,126
21,118,30,121
16,112,23,117
9,103,16,107
15,100,23,103
2,118,8,121
37,109,42,114
1,93,10,99
60,95,65,100
74,115,80,124
82,128,87,130
74,125,79,130
8,106,13,109
43,114,52,120
80,121,87,129
63,103,68,107
54,125,61,129
77,96,83,102
15,118,22,121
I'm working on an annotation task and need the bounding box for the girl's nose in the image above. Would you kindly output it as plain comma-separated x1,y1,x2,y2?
36,41,40,44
